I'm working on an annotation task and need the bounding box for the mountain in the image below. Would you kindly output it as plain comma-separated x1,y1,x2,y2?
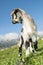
0,33,19,48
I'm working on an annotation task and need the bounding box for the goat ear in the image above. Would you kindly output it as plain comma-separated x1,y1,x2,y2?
14,9,22,15
10,8,22,16
10,9,19,16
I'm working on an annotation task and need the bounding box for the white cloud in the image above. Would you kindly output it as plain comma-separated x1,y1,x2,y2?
37,31,43,36
0,33,19,41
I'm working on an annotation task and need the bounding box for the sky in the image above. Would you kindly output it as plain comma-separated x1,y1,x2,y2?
0,0,43,35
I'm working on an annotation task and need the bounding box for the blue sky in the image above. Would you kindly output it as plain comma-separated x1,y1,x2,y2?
0,0,43,35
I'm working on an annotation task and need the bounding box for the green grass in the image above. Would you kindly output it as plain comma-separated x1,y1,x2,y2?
0,40,43,65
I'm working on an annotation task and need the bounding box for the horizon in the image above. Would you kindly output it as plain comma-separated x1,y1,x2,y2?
0,0,43,35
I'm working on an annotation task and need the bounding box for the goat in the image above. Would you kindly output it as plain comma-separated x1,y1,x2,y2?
10,8,38,58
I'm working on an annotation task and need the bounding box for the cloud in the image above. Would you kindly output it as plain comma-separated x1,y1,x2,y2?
0,33,19,41
37,31,43,36
4,33,18,41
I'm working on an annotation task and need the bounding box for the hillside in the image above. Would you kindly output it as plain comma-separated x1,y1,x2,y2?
0,40,43,65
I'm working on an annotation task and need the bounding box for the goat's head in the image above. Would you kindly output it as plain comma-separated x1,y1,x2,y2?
10,8,23,24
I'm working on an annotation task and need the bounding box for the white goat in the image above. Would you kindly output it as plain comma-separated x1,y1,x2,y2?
10,8,38,57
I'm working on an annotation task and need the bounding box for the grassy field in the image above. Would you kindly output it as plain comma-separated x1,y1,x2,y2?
0,40,43,65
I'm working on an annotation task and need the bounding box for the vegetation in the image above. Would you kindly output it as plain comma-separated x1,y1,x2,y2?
0,40,43,65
